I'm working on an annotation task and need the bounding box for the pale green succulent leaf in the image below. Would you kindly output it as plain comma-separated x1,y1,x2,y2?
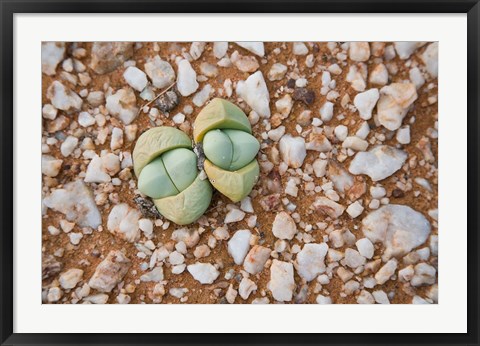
202,129,233,170
138,156,179,199
154,175,213,225
204,159,260,202
162,148,198,192
223,129,260,171
193,98,252,143
133,127,192,177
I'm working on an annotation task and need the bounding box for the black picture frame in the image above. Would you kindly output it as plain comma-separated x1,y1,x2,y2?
1,0,479,345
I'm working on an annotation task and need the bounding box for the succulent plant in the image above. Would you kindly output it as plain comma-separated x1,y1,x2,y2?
133,127,212,225
194,98,260,202
132,99,260,225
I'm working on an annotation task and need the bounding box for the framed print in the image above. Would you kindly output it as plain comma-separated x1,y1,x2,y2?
1,0,479,345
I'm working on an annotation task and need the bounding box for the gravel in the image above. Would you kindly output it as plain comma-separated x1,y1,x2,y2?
42,41,438,305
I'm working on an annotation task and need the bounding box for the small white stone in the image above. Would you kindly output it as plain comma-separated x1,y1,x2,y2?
47,81,82,112
169,251,185,265
192,84,212,107
316,295,332,304
69,232,83,245
176,59,199,96
409,67,425,89
296,243,328,281
399,265,415,282
84,155,110,183
213,42,228,59
59,136,78,157
235,42,265,57
369,64,389,86
236,71,270,118
344,248,366,268
293,42,309,55
362,205,431,260
190,42,206,60
272,211,297,240
349,145,407,181
396,125,411,144
224,208,246,224
110,127,124,151
355,238,374,259
88,250,131,293
268,260,294,302
411,263,436,287
334,125,348,141
319,101,334,122
83,294,109,304
279,135,306,168
138,219,153,236
313,197,345,219
240,197,254,213
42,104,58,120
107,203,141,243
228,229,252,265
377,83,418,131
346,201,364,218
342,136,368,152
47,287,63,302
312,159,328,178
59,268,83,289
78,111,96,127
354,88,379,120
244,245,271,274
421,42,438,78
275,94,293,117
144,56,175,89
372,290,390,304
394,42,425,59
43,180,101,228
238,277,257,300
375,259,398,285
226,284,238,303
285,178,298,197
172,113,186,124
187,263,220,284
123,66,148,92
42,42,65,75
116,293,131,304
346,64,366,91
140,267,164,282
357,290,375,304
268,63,288,81
106,87,139,125
349,42,370,62
42,155,63,177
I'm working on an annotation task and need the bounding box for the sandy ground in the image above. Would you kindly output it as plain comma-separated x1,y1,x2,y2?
41,42,438,304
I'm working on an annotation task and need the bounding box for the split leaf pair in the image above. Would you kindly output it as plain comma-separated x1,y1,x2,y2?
133,98,260,225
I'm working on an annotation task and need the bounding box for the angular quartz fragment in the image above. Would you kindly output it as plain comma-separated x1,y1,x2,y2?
349,145,407,181
89,251,131,293
43,180,101,228
362,205,431,260
268,260,295,302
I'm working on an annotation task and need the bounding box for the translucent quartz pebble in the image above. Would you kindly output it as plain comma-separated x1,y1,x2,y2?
138,156,178,199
